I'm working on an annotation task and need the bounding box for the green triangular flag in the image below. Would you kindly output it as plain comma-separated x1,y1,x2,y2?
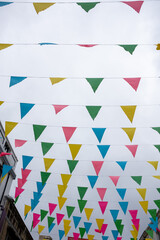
30,221,33,232
67,160,78,173
152,127,160,134
66,206,75,218
77,2,99,12
157,188,160,193
148,209,157,221
86,78,103,92
154,199,160,209
41,142,54,155
47,216,55,228
33,124,46,141
14,196,19,204
41,209,48,221
146,229,153,238
154,145,160,152
131,176,142,185
115,219,124,235
86,106,101,120
41,171,51,185
78,187,88,200
79,227,86,238
119,45,137,54
78,199,87,213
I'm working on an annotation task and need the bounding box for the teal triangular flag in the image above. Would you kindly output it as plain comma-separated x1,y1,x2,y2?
22,155,33,170
116,188,126,200
119,201,128,214
102,237,109,240
87,175,98,188
0,2,13,7
116,161,127,171
110,210,119,221
59,230,65,240
119,45,137,54
33,192,42,201
2,164,12,177
86,78,103,92
77,2,100,12
97,145,110,158
112,230,118,240
92,128,106,143
73,216,81,228
10,76,27,87
36,181,46,193
84,222,92,233
49,222,55,232
31,199,39,211
20,103,35,119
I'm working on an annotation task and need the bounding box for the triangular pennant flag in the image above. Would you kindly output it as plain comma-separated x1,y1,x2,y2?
61,174,71,185
116,188,126,200
20,103,34,119
130,225,138,239
102,237,109,240
73,232,80,240
136,188,146,200
97,188,107,201
154,145,160,152
58,197,67,210
33,213,40,222
123,77,141,91
86,106,101,120
31,199,39,211
33,192,42,201
129,210,138,219
112,230,119,240
92,161,104,175
139,201,148,213
56,213,65,225
64,225,71,236
47,216,55,228
15,139,27,148
119,202,128,214
41,142,54,156
43,158,55,172
121,105,137,123
33,124,46,141
84,222,92,233
146,229,153,238
119,44,137,54
116,161,127,171
24,205,31,217
115,219,124,235
96,219,104,231
92,128,106,143
109,176,120,186
152,127,160,134
59,230,65,240
85,208,93,220
0,43,12,51
156,44,160,50
36,181,46,193
33,219,40,229
154,199,160,209
86,78,103,92
49,203,57,215
66,206,75,218
101,224,108,235
78,44,97,48
21,168,31,180
110,210,119,221
62,127,77,142
78,199,87,213
58,184,67,197
125,145,138,157
122,1,143,13
148,209,157,221
15,187,24,198
131,218,140,231
10,76,27,87
77,2,100,12
38,225,45,235
0,2,13,7
49,222,55,233
77,187,88,199
97,145,110,158
50,77,66,85
73,216,81,228
69,144,82,160
5,121,18,136
0,101,4,106
79,227,86,238
122,128,136,142
22,155,33,170
40,209,48,221
67,160,78,173
40,171,51,185
33,2,55,14
53,105,68,114
153,175,160,180
2,164,12,178
98,201,108,214
88,175,98,188
157,188,160,193
131,176,142,185
88,234,95,240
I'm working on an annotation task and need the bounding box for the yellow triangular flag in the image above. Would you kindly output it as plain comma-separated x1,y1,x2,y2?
24,205,31,216
153,175,160,180
121,105,137,123
1,174,7,183
58,196,67,210
5,121,18,137
69,144,82,160
139,201,148,214
64,225,71,236
63,219,71,226
43,158,55,172
88,235,94,240
61,174,71,185
147,161,158,170
130,225,138,239
156,44,160,50
0,101,4,106
84,208,93,220
96,219,104,231
33,3,55,14
57,184,67,197
136,188,146,200
122,128,136,142
38,225,45,234
0,44,12,51
50,77,66,85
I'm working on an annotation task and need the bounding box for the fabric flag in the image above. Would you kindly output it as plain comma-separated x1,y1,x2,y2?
121,105,136,123
97,188,107,201
115,219,124,235
87,175,98,188
92,161,104,175
59,230,65,240
131,176,142,185
56,213,65,225
102,236,108,240
148,209,157,221
84,222,92,233
122,128,136,142
61,174,71,185
31,199,39,211
116,188,126,200
152,127,160,134
10,76,27,87
129,210,138,219
1,164,12,178
139,201,148,213
66,206,75,218
15,139,27,148
43,158,55,172
154,145,160,152
119,202,128,214
33,192,42,201
109,176,120,186
73,216,81,228
154,199,160,209
77,2,100,12
92,128,106,143
5,121,18,136
96,219,104,231
47,216,55,228
116,161,127,171
86,78,103,92
88,235,94,240
33,3,55,14
0,2,13,7
110,210,119,221
24,205,31,217
78,44,97,47
123,77,141,91
17,178,27,188
64,225,71,236
78,199,87,213
67,160,78,173
73,232,80,240
122,1,144,13
156,43,160,50
41,142,54,155
112,230,119,240
125,145,138,157
97,145,110,158
40,209,48,221
41,171,51,185
22,155,33,170
50,77,66,85
33,124,46,141
69,144,82,160
147,161,158,170
84,208,93,220
53,104,68,114
15,187,24,198
0,101,4,105
79,227,86,238
86,106,101,120
131,218,140,231
38,225,45,235
58,197,67,210
49,203,57,215
119,44,137,54
21,168,31,180
0,43,12,51
58,184,67,197
77,187,88,200
20,103,34,119
98,201,108,214
62,127,77,142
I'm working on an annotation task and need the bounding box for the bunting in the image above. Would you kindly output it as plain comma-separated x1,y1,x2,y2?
33,3,55,14
77,2,100,12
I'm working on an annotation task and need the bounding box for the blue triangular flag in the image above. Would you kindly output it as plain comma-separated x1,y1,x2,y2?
112,230,118,240
31,199,39,211
116,161,127,171
149,217,158,232
110,210,119,221
102,237,109,240
22,155,33,170
116,188,126,200
2,164,12,177
73,216,81,228
0,2,13,7
36,181,46,193
59,230,65,240
119,202,128,214
33,192,42,201
49,222,55,232
10,76,27,87
87,175,98,188
92,128,106,143
20,103,35,119
39,42,57,45
84,222,92,233
97,145,110,158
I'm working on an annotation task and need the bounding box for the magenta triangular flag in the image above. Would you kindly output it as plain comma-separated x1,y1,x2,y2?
49,203,57,215
131,218,140,231
96,188,107,200
17,178,27,188
33,213,40,221
101,224,108,235
92,161,104,175
53,105,68,114
109,176,120,186
126,145,138,157
21,168,31,180
56,213,65,225
123,78,141,91
15,139,27,148
98,201,108,214
117,238,122,240
129,210,138,219
15,187,24,198
62,127,77,142
122,1,143,13
33,219,40,228
73,232,80,240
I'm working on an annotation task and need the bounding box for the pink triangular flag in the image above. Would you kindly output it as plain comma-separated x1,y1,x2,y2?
123,78,141,91
101,224,108,235
33,213,40,221
21,168,31,180
49,203,57,215
98,201,108,214
78,44,97,47
62,127,77,142
33,219,40,228
122,1,143,13
117,238,122,240
95,228,101,233
15,139,27,148
17,178,27,188
131,218,140,231
109,176,120,186
15,187,24,198
0,152,12,157
126,145,138,157
73,232,80,240
56,213,65,225
96,188,107,200
129,210,138,219
92,161,104,175
53,105,68,114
